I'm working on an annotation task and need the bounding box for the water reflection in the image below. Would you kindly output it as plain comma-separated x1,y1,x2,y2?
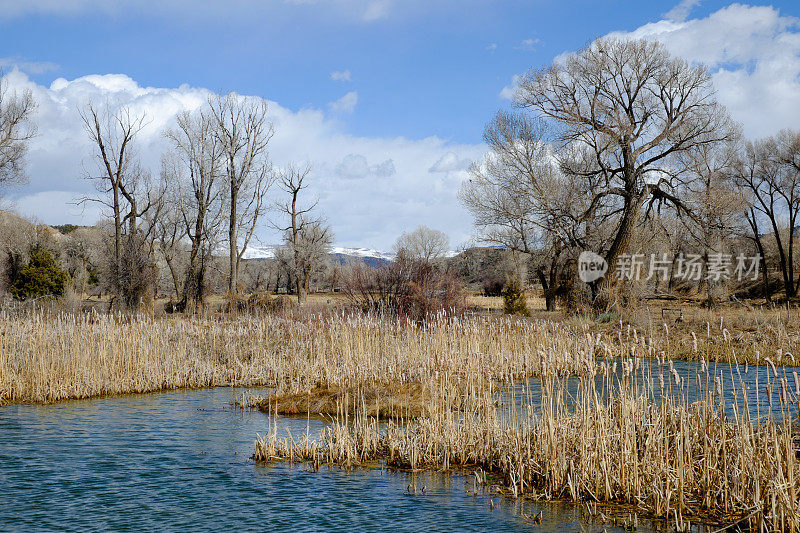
507,359,800,423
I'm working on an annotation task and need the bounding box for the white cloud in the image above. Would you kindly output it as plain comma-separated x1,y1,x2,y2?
606,4,800,138
12,190,103,225
335,154,396,179
362,0,391,21
330,69,352,82
485,43,498,51
663,0,701,23
515,38,540,51
429,152,471,173
0,58,58,75
499,74,523,100
328,90,358,113
3,71,482,249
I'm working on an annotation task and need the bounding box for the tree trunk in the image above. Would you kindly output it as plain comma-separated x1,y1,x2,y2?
597,191,644,308
229,187,238,295
112,182,123,307
748,212,771,303
759,250,771,303
296,271,307,304
536,268,556,312
165,254,181,301
766,216,795,299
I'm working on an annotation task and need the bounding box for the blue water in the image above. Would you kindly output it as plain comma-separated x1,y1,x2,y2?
0,387,671,532
508,359,800,423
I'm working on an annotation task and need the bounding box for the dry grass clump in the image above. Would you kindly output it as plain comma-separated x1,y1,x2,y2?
252,382,432,419
0,310,597,405
571,310,800,367
254,360,800,530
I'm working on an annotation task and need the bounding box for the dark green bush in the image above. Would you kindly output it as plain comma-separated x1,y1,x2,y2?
9,247,69,301
502,278,530,316
596,311,619,323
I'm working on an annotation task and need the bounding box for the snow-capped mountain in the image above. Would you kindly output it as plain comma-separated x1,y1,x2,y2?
331,247,395,262
240,244,280,260
242,245,457,264
241,245,395,263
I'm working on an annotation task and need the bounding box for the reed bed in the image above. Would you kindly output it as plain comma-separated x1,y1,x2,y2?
589,306,800,366
1,310,604,404
254,357,800,530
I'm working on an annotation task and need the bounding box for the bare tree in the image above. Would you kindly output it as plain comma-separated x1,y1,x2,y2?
208,93,274,295
515,37,736,302
460,111,600,310
281,218,334,300
273,245,296,294
275,164,328,304
81,103,157,309
677,140,745,304
0,210,39,294
0,76,37,193
394,225,450,263
144,172,185,300
164,110,225,309
61,227,103,299
734,131,800,299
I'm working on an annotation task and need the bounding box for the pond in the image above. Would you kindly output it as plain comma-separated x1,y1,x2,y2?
508,358,800,423
0,387,675,532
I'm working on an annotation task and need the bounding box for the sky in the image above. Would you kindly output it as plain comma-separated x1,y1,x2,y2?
1,0,800,250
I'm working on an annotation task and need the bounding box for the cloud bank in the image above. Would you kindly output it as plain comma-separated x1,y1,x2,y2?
4,70,482,249
500,4,800,140
609,4,800,138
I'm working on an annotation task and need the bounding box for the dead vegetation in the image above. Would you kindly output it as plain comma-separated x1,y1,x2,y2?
251,382,432,419
3,309,799,529
254,357,800,531
0,310,596,405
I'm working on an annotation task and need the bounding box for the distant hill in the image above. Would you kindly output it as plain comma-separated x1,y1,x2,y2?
242,245,394,267
329,247,393,267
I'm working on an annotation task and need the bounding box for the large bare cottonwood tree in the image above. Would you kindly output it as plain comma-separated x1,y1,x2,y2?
515,37,735,301
163,110,226,309
460,111,602,310
81,104,157,309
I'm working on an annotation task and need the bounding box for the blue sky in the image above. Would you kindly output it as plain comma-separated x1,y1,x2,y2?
1,1,800,248
2,0,784,144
